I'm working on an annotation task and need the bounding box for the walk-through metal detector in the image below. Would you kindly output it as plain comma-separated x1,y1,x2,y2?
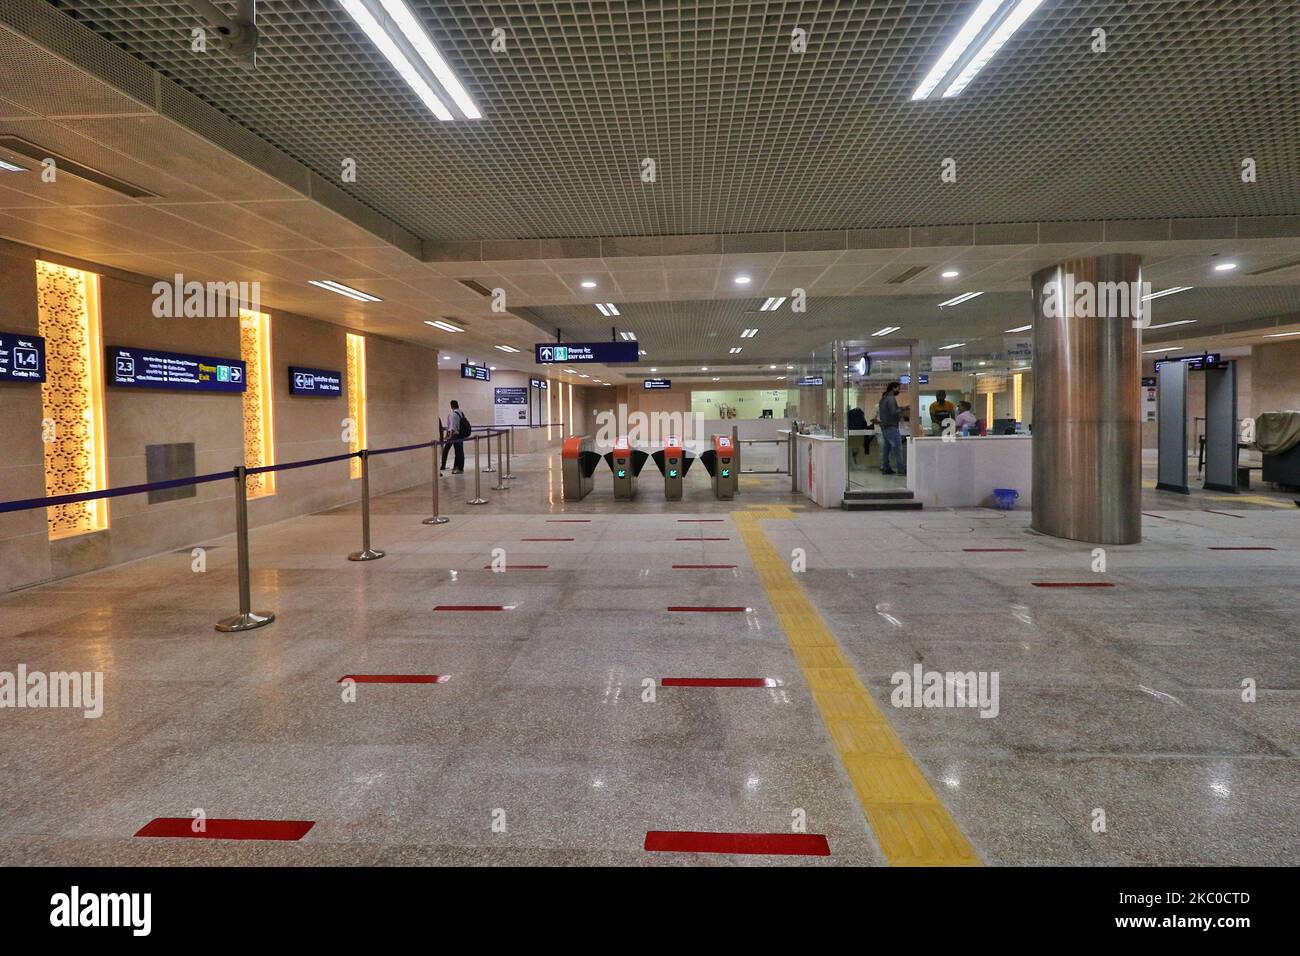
603,437,649,499
1203,360,1240,493
699,434,739,499
651,437,695,500
561,435,601,501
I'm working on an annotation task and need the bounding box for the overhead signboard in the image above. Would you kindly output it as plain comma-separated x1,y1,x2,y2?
534,342,639,364
643,379,672,389
1153,352,1221,373
107,345,245,393
529,378,548,389
796,376,824,387
288,366,342,397
461,363,490,381
0,331,45,383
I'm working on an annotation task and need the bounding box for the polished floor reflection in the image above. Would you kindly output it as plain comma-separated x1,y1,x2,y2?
0,452,1295,865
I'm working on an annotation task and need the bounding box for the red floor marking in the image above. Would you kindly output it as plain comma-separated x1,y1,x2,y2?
644,830,830,856
676,536,731,541
661,678,773,687
672,564,738,569
1209,546,1275,551
668,606,750,613
963,548,1025,552
481,564,549,570
135,818,314,841
678,519,725,522
521,537,573,541
1203,510,1244,518
435,605,512,611
546,519,591,523
338,674,448,684
1031,582,1115,588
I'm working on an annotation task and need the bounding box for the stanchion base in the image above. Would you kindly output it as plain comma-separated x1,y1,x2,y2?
215,611,275,633
422,515,450,525
503,473,517,480
492,483,510,491
467,497,489,505
348,548,386,561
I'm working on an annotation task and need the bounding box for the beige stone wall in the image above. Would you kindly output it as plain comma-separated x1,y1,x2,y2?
0,239,439,593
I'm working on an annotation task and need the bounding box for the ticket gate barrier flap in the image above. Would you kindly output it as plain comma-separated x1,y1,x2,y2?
561,435,600,501
601,448,650,476
651,448,696,476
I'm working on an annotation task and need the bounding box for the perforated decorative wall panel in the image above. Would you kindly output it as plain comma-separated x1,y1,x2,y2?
239,309,275,497
36,260,107,539
346,332,367,479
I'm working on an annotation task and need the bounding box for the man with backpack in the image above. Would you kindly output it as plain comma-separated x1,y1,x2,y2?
441,400,468,474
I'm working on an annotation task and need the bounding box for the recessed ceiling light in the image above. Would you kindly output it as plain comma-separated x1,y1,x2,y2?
0,159,27,173
425,319,464,333
938,292,983,308
1143,346,1185,354
941,270,960,278
651,367,658,372
1144,320,1198,331
786,365,794,370
712,377,720,381
734,275,752,285
871,326,901,336
1214,262,1238,272
1140,286,1193,302
701,366,709,371
494,344,520,352
309,279,381,302
489,365,497,370
337,0,481,120
1004,324,1033,333
638,349,647,355
939,342,966,350
578,373,590,378
729,347,742,354
769,364,777,369
581,279,597,288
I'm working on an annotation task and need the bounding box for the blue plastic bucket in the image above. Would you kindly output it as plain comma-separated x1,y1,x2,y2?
992,488,1020,510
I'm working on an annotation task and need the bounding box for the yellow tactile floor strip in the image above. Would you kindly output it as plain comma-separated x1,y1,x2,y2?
732,505,979,866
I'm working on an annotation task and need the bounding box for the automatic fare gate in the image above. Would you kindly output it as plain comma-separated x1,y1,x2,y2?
651,437,695,500
561,435,601,501
603,437,650,500
699,434,739,500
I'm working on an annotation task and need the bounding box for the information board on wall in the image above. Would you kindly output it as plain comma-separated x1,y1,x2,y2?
0,331,45,382
288,366,342,397
494,386,528,426
107,345,245,392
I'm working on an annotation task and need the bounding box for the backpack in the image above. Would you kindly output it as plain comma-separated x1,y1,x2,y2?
457,411,471,439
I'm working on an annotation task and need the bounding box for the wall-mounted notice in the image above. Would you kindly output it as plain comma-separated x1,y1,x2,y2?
930,355,953,372
288,366,342,397
643,379,672,389
107,345,245,392
0,331,45,382
494,386,528,426
462,363,490,381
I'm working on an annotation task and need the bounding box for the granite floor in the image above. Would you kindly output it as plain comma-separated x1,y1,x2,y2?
0,451,1296,866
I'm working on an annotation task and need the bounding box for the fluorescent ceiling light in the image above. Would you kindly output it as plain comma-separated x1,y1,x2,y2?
1144,320,1198,331
0,159,27,173
769,365,777,369
871,326,901,336
1004,324,1033,333
729,347,742,354
939,342,966,350
489,365,497,370
942,0,1044,98
911,0,1005,100
712,377,720,381
734,275,752,285
595,303,620,316
760,296,787,311
638,349,647,355
309,279,382,302
650,368,658,372
337,0,480,121
941,270,960,278
494,344,520,353
595,303,610,316
741,328,758,338
1143,346,1184,354
619,331,637,341
578,374,589,379
1214,262,1238,272
938,292,983,308
786,365,794,370
1264,331,1300,337
701,366,709,371
1141,286,1193,302
425,319,463,332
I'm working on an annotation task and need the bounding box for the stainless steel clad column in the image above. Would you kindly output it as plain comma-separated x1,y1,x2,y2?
1031,254,1143,544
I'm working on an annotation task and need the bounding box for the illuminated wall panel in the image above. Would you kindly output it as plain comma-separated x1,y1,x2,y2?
346,333,368,478
36,260,107,539
1013,372,1023,421
240,309,276,497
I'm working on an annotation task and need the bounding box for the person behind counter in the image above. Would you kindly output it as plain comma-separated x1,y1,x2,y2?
954,400,978,436
929,390,957,435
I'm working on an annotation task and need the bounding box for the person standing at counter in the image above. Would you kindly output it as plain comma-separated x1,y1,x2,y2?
876,381,908,476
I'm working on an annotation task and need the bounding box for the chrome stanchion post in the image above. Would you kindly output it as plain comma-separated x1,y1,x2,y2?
483,427,496,473
215,465,275,632
492,430,509,490
504,426,517,479
423,439,449,525
468,436,489,505
348,450,386,560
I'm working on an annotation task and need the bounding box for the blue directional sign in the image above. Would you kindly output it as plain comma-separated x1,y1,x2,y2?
0,331,45,383
107,346,245,393
535,342,639,364
288,366,342,397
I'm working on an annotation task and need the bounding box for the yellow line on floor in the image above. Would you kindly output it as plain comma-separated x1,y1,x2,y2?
732,505,979,866
1205,494,1295,509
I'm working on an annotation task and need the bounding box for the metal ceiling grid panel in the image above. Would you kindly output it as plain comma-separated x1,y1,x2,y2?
46,1,1300,242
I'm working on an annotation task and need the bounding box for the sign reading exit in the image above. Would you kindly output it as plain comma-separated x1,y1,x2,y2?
535,342,639,364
